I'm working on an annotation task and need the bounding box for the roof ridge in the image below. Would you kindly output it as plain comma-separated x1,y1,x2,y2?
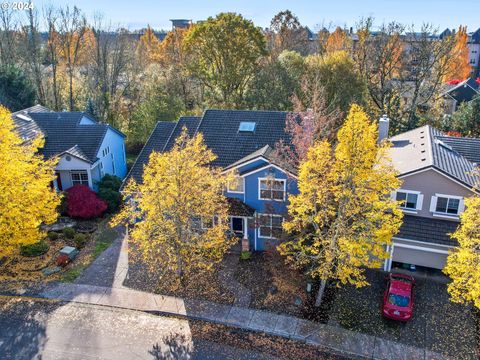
123,121,168,185
389,124,431,140
205,108,289,114
162,118,184,152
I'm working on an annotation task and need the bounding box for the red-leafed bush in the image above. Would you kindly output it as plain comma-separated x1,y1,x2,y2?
447,79,462,85
446,130,462,137
66,185,107,219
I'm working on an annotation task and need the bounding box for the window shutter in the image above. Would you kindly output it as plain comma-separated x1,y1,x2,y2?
391,191,397,200
416,194,424,210
458,198,465,214
429,196,437,213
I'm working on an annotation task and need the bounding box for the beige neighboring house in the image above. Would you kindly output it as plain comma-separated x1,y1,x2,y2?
382,120,480,271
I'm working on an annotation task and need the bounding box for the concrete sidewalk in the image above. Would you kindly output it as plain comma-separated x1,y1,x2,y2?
38,283,448,360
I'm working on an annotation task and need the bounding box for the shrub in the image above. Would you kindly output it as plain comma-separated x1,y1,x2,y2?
47,232,59,240
58,192,69,216
20,240,49,257
66,185,107,219
63,227,76,239
74,233,87,248
97,175,123,213
240,251,252,261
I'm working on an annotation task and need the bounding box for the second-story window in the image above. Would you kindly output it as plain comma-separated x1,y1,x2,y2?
227,176,244,193
433,195,462,215
259,178,285,201
395,190,421,210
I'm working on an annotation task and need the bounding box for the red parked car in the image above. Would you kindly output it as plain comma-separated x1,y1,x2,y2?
382,273,415,322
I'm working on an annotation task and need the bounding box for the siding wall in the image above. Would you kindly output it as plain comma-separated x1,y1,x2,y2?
225,160,299,251
398,168,474,219
96,128,127,182
56,154,92,190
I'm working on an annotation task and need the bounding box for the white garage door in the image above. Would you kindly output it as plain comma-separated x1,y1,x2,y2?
392,245,448,270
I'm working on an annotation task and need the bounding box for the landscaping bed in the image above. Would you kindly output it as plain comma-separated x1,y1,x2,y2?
152,266,236,305
234,250,308,317
0,217,119,289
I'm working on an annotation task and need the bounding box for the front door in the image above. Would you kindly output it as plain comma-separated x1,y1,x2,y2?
56,172,63,191
231,217,244,236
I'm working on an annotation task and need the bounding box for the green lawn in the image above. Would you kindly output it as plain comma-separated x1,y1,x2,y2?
61,218,119,282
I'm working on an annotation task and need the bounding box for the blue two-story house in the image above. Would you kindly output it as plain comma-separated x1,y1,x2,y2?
126,110,298,251
12,105,128,191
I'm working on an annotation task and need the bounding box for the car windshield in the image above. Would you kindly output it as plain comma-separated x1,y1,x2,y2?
388,294,410,307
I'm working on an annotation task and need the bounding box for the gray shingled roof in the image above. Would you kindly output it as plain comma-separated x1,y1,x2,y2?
125,110,291,185
397,215,459,246
197,110,290,168
437,135,480,165
164,116,201,151
389,125,479,189
126,117,201,184
127,121,176,184
27,112,108,163
11,105,50,141
227,197,255,216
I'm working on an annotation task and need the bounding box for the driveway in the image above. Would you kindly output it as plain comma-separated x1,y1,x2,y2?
325,268,479,359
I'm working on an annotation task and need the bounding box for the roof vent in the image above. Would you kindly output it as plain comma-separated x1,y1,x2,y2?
238,122,256,133
434,138,453,151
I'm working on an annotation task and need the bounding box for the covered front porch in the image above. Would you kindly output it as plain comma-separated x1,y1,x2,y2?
53,153,101,191
226,198,255,252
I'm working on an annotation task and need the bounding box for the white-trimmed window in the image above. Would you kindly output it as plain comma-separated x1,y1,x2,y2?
227,176,244,193
259,178,286,201
111,153,116,175
102,146,110,157
71,170,89,186
201,216,218,229
430,194,464,216
258,214,283,239
394,190,423,211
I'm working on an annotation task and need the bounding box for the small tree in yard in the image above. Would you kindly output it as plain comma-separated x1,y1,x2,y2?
66,185,107,219
443,194,480,309
0,106,61,257
112,129,236,287
279,104,403,306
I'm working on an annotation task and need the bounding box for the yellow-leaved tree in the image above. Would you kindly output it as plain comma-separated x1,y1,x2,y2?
443,195,480,309
112,129,236,287
0,106,61,257
279,104,403,306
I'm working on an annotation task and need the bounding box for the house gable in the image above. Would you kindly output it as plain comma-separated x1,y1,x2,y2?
398,168,474,219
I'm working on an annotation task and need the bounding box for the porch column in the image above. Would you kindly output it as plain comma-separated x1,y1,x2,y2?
241,217,249,252
86,167,93,189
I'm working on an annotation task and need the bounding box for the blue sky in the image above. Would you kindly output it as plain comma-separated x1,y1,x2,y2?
34,0,479,32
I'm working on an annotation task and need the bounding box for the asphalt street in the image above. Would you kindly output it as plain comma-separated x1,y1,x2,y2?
0,298,278,360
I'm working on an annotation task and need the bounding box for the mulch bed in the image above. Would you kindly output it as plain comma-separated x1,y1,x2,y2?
234,250,308,317
152,266,236,305
189,320,352,360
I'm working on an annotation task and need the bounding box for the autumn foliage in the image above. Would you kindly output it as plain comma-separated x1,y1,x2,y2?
112,129,236,287
0,106,61,257
279,104,403,305
444,26,471,82
444,194,480,309
66,185,107,219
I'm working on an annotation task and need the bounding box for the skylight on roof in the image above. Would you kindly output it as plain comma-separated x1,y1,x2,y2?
239,122,256,133
16,113,32,121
